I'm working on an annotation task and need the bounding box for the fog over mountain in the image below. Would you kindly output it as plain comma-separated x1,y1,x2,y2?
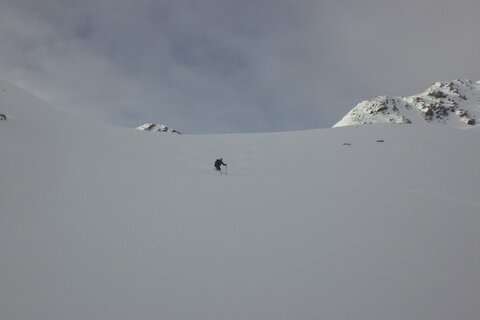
1,0,480,133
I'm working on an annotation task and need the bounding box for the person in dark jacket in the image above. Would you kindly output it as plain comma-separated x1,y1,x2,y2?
214,158,227,171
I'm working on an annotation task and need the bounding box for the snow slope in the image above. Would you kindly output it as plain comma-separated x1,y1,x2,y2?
334,79,480,128
1,80,480,320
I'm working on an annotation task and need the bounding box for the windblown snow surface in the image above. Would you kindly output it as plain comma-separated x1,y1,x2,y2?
1,80,480,320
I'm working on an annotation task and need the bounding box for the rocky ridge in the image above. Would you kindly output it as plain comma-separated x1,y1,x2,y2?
334,79,480,128
135,123,182,134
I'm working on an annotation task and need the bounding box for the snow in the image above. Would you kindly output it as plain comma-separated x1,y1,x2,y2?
334,79,480,128
1,80,480,320
136,123,181,134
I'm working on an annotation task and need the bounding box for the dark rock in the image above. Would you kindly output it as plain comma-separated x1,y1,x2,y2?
428,90,447,99
402,117,412,124
376,106,388,113
423,108,434,117
145,124,156,131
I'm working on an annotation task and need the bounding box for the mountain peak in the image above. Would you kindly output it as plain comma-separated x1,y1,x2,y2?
334,79,480,128
135,123,182,134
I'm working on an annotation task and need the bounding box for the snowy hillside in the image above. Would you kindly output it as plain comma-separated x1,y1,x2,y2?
1,80,480,320
334,79,480,127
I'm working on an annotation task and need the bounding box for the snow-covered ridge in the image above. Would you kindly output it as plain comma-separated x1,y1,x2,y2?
136,123,182,134
334,79,480,128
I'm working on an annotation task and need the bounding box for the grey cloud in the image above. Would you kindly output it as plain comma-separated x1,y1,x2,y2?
0,0,479,133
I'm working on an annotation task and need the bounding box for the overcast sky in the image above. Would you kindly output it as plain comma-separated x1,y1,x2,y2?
1,0,479,133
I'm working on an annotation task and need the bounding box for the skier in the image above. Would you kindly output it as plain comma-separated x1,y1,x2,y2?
214,158,227,171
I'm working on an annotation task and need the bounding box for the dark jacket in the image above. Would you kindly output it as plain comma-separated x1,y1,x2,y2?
214,159,226,170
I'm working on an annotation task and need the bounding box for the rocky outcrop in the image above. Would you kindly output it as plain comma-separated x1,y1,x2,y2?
136,123,182,134
334,79,480,128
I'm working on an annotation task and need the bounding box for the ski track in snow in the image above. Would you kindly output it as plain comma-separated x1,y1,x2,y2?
2,79,480,320
179,136,276,175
